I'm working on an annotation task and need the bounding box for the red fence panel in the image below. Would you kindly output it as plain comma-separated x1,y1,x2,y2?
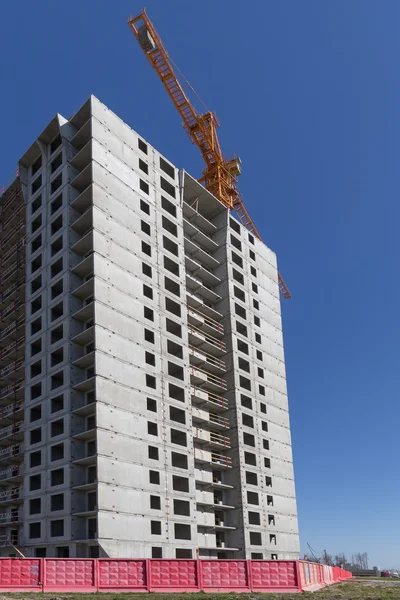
148,559,199,591
298,560,310,589
0,558,41,591
200,559,249,591
98,559,147,591
250,559,298,592
44,558,96,592
299,561,330,591
0,557,352,593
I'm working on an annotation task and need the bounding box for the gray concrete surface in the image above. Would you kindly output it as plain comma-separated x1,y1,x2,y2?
0,96,299,560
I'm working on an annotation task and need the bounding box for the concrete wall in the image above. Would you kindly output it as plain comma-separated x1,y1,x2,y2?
11,95,299,560
89,97,197,558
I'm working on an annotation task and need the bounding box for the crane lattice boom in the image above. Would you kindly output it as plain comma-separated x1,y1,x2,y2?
128,10,291,299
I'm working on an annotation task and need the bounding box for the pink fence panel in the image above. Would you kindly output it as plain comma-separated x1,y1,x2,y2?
324,564,334,585
339,567,348,580
44,558,95,591
148,559,199,592
0,558,41,590
250,560,298,592
312,562,321,586
200,559,249,591
98,559,147,591
298,561,324,591
0,557,352,593
336,566,351,581
298,560,308,588
319,564,326,584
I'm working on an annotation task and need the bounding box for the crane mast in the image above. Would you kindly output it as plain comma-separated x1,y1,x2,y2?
128,11,291,299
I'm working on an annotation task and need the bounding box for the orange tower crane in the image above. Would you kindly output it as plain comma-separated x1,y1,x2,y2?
128,10,291,299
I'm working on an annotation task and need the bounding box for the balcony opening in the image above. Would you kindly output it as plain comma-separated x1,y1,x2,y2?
51,258,63,279
51,494,64,511
31,383,42,401
51,444,64,461
30,361,42,378
164,256,179,276
250,532,262,546
246,471,258,486
237,339,248,354
51,174,63,195
247,491,259,505
174,524,191,540
31,175,42,195
164,276,180,297
169,406,186,425
51,236,63,256
51,371,64,390
151,521,161,535
176,549,192,558
166,318,182,337
169,383,185,402
138,139,148,154
171,428,187,447
243,432,255,447
173,499,190,516
51,194,62,214
171,451,188,469
30,428,42,445
51,395,64,414
168,362,184,380
30,451,41,468
30,406,42,422
172,475,189,492
160,159,175,181
244,452,256,466
51,325,63,345
165,297,181,317
242,414,254,428
163,236,178,257
31,155,42,176
31,318,42,336
51,302,63,322
248,511,260,525
88,518,97,540
51,468,64,486
160,176,176,198
29,499,41,515
51,348,64,367
51,215,63,236
162,215,177,237
50,134,62,154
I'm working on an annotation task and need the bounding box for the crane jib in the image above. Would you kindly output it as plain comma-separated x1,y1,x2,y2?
128,11,291,299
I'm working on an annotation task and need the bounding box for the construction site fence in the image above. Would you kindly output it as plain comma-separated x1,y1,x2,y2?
0,557,352,593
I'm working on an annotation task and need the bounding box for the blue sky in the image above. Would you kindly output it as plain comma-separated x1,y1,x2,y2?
1,0,400,568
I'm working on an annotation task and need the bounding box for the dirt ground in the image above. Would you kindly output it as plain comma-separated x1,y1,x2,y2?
1,580,400,600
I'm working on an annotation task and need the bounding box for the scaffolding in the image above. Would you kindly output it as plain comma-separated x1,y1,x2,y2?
0,178,25,549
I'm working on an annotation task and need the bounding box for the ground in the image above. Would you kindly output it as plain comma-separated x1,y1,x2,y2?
1,580,400,600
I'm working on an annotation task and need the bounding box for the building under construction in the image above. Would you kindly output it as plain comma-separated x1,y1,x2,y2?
0,95,299,559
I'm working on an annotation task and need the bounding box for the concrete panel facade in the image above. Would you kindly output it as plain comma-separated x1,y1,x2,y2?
0,95,299,559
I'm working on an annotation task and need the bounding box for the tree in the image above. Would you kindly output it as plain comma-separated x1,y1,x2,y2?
324,552,333,566
334,553,348,568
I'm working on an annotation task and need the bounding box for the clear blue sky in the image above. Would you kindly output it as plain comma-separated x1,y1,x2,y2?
1,0,400,568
